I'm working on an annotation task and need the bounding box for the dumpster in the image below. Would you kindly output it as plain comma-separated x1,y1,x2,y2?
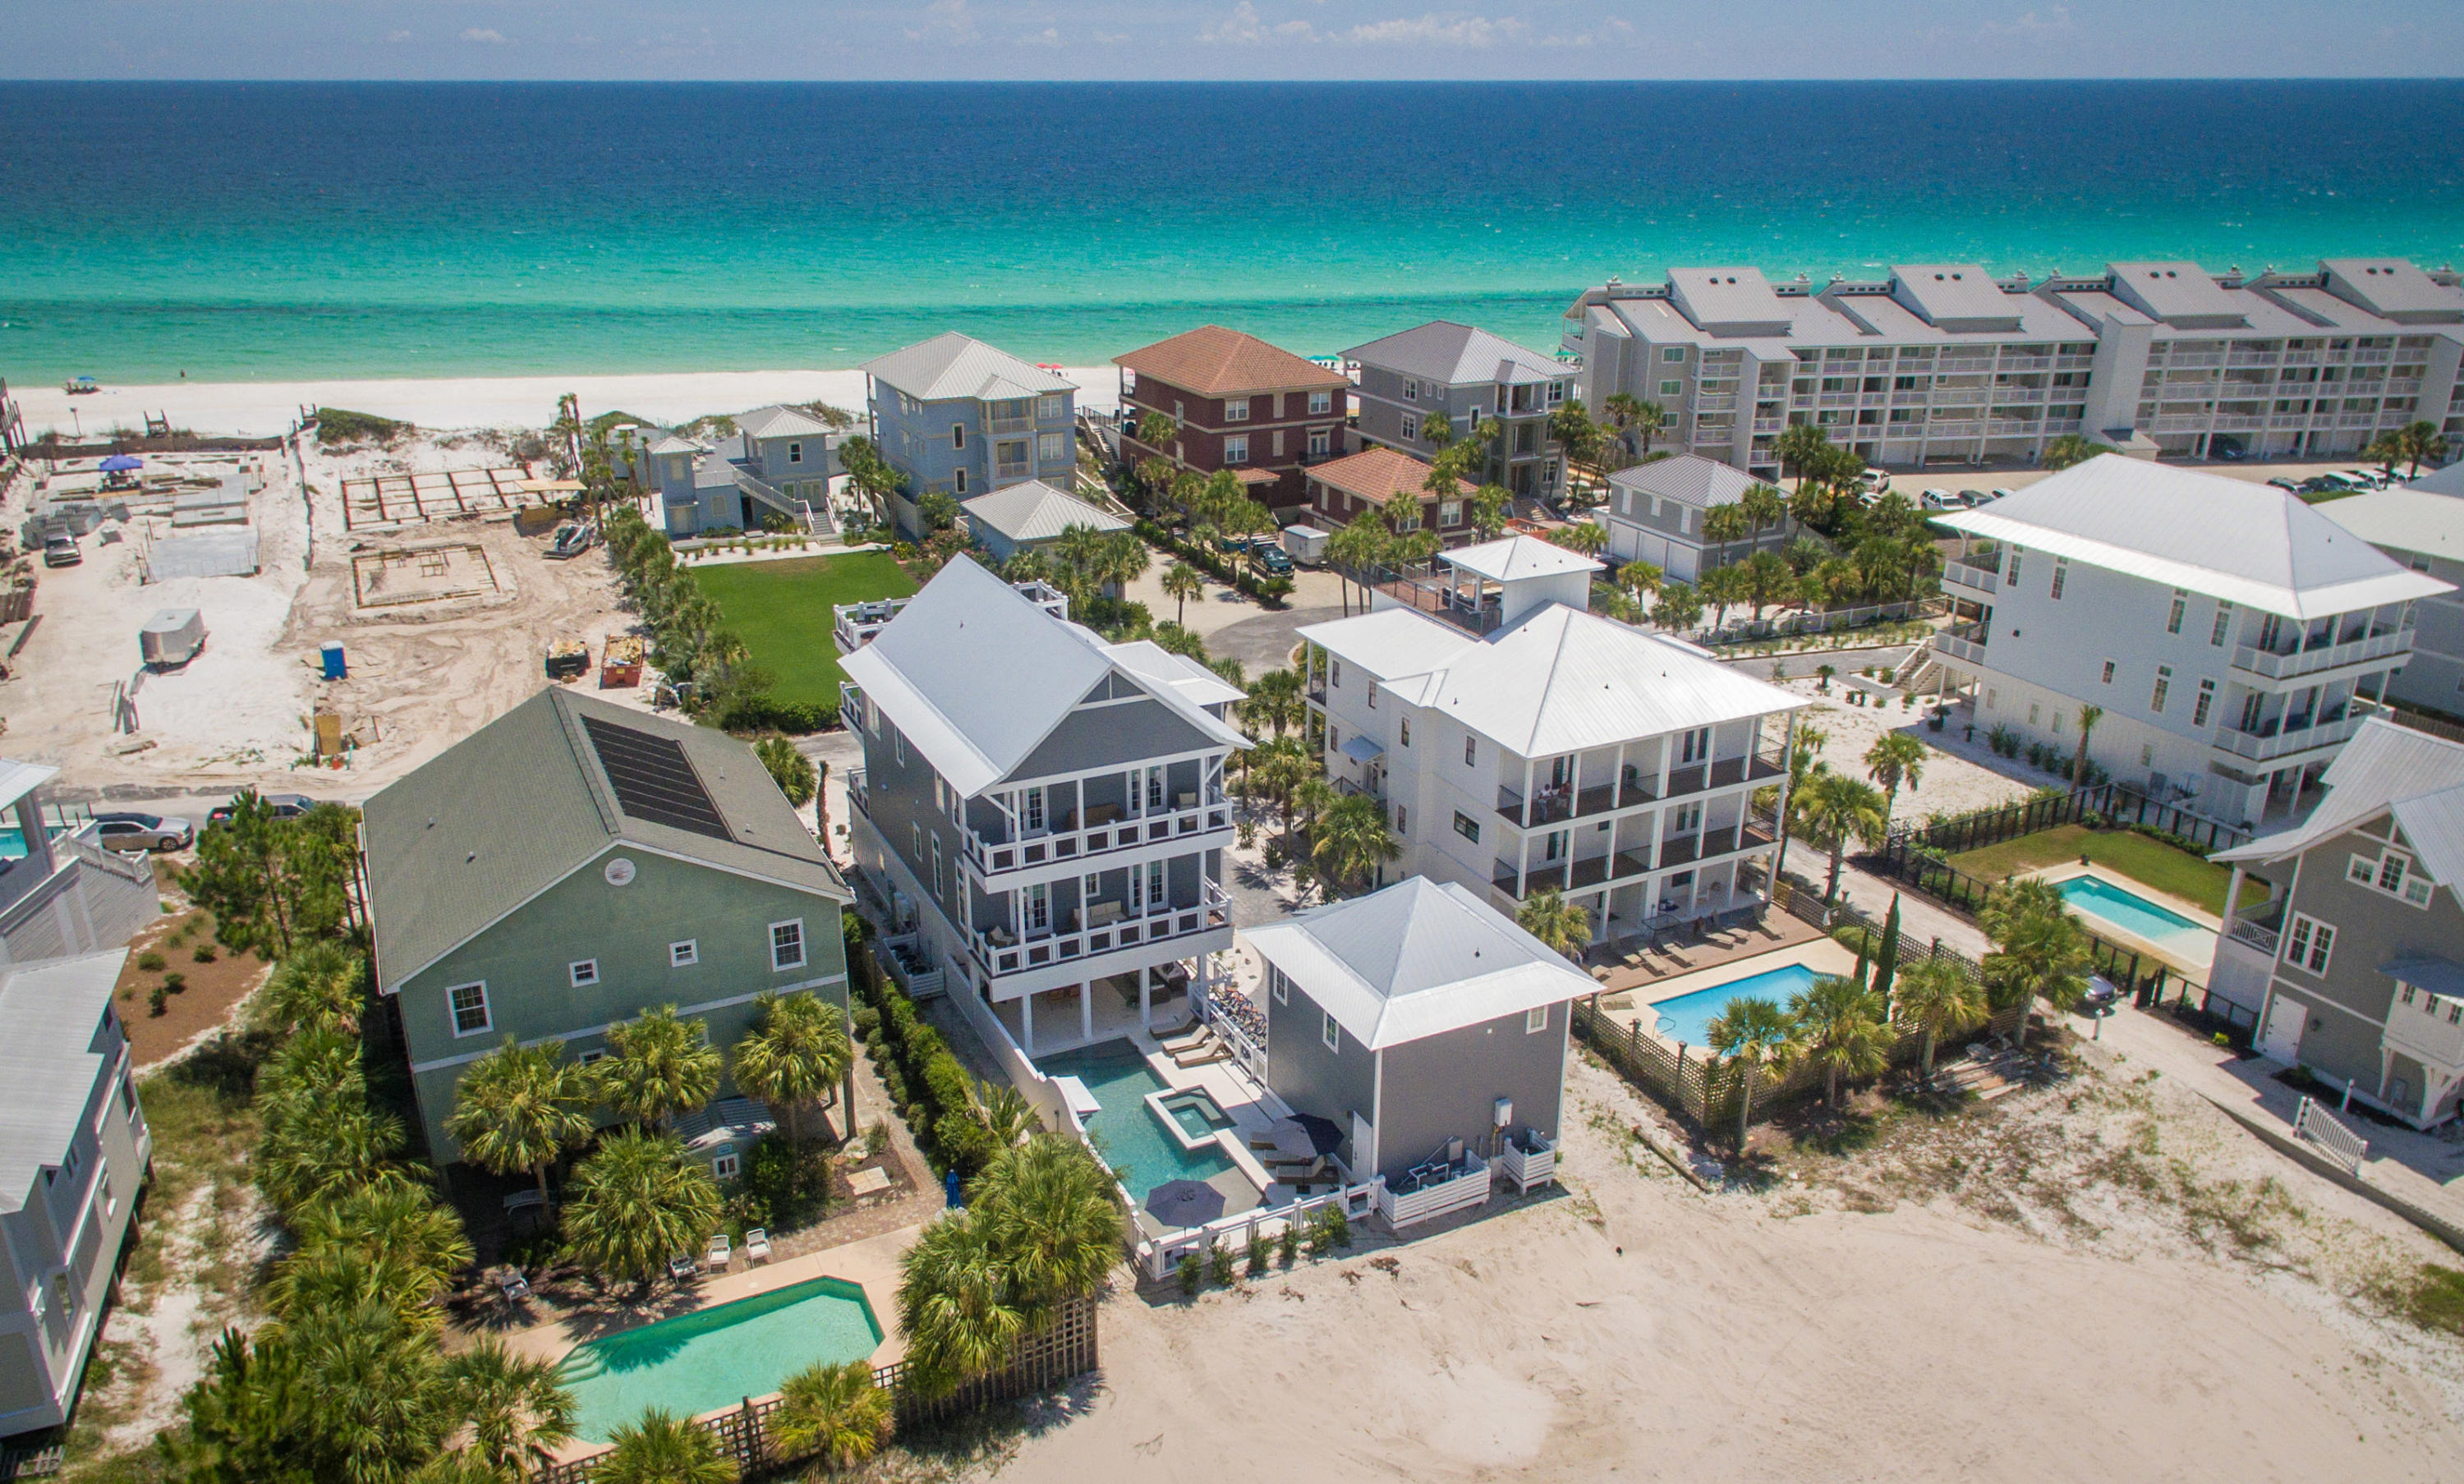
140,609,206,668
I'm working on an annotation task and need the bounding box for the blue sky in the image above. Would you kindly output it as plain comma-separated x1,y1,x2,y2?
10,1,2460,80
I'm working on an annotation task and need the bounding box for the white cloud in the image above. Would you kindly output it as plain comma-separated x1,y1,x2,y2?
905,0,981,42
1344,13,1528,47
459,27,505,44
1983,4,2074,38
1200,2,1269,44
385,30,411,43
1020,25,1062,46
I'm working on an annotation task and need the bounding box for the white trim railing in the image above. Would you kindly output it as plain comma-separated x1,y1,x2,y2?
1377,1158,1492,1229
2292,1096,2369,1174
971,878,1232,980
1496,1134,1559,1192
1140,1180,1381,1281
958,797,1234,877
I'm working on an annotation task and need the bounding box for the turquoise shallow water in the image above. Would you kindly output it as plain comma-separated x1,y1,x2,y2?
1651,963,1822,1047
1034,1040,1234,1203
2,80,2461,382
558,1276,884,1443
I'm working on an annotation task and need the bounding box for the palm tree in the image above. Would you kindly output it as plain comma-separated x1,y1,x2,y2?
1706,996,1793,1150
560,1130,723,1289
1892,958,1989,1082
1863,732,1928,819
1699,564,1749,631
1615,558,1662,600
1766,720,1828,884
1631,398,1669,456
1548,521,1607,556
2071,703,2103,789
1979,877,2094,1050
1160,561,1205,624
1239,667,1303,737
730,990,852,1143
1651,580,1704,633
444,1338,577,1476
286,1183,474,1311
595,1006,723,1131
1794,772,1887,903
1250,742,1317,835
1516,889,1591,960
2039,433,2108,472
1739,481,1789,546
1326,512,1392,615
1469,483,1513,538
969,1133,1123,1315
896,1211,1026,1399
1784,974,1893,1107
753,735,816,816
444,1041,593,1212
771,1360,892,1473
2392,420,2450,478
595,1408,734,1484
1774,424,1832,500
977,1081,1040,1148
256,941,368,1036
1310,793,1399,896
1702,502,1753,554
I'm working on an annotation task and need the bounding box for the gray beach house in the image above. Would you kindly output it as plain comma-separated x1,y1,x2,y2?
862,333,1078,540
1345,321,1571,498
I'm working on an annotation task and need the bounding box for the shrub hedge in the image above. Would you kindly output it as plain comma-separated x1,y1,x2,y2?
846,918,995,1178
1133,519,1295,607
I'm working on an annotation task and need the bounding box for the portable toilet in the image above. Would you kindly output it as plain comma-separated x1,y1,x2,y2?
320,641,347,680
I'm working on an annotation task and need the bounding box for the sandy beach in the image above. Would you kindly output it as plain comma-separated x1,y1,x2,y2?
13,365,1125,442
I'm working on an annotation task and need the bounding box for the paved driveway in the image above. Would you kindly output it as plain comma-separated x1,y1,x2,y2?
1206,605,1344,677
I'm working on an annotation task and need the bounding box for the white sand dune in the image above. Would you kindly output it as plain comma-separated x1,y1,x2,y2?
15,365,1124,441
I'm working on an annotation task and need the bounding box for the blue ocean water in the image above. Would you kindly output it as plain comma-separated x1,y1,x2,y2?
1,80,2460,384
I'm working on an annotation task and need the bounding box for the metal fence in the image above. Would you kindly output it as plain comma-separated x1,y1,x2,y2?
1883,782,2252,861
531,1296,1098,1483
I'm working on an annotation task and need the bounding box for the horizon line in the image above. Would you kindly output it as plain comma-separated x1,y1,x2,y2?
4,75,2464,85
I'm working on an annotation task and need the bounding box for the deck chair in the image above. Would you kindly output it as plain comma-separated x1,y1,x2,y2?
706,1232,731,1272
1158,1024,1212,1054
744,1228,771,1264
668,1253,698,1283
1173,1041,1233,1068
498,1269,531,1304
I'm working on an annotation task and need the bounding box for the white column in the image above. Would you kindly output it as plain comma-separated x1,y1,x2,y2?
1139,965,1152,1029
1021,990,1035,1054
1080,980,1094,1043
2219,865,2248,938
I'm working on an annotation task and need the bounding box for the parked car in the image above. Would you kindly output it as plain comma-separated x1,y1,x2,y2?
1248,544,1294,577
2297,476,2342,495
206,793,323,826
2340,469,2389,490
42,534,80,567
1988,488,2017,503
546,522,597,559
2267,476,2305,494
93,812,194,852
1920,489,1957,510
1955,489,1987,507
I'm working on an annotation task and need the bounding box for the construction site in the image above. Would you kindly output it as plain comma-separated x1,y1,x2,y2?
0,425,646,806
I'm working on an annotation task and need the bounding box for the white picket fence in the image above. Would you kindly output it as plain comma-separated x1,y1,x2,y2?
2292,1095,2370,1174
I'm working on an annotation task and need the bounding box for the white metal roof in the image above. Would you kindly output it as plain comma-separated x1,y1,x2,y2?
861,332,1074,403
1243,877,1594,1050
960,480,1129,543
1444,534,1602,582
2319,489,2464,560
1296,607,1480,682
840,558,1247,797
1343,320,1565,386
1103,639,1245,711
2213,718,2464,884
1933,455,2451,620
0,759,59,815
2409,462,2464,498
646,434,703,456
0,951,128,1213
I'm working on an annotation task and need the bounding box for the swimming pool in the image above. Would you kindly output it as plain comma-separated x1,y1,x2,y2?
1648,963,1821,1047
558,1276,884,1443
1158,1087,1232,1142
2057,875,2209,948
1034,1041,1236,1201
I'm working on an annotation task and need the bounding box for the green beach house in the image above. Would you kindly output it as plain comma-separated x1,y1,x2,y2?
363,687,853,1168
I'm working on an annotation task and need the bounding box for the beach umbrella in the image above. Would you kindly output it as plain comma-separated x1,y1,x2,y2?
99,454,143,472
1144,1179,1225,1230
1289,1114,1345,1156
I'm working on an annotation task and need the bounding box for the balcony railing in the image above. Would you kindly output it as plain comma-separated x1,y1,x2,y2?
960,796,1234,877
2212,704,2374,763
1935,631,1988,664
1942,557,2000,594
969,877,1232,979
2225,916,2280,955
995,461,1032,480
989,415,1033,434
2231,627,2410,682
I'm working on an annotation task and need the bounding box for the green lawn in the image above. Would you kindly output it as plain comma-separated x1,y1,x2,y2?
1946,823,2264,917
691,551,918,709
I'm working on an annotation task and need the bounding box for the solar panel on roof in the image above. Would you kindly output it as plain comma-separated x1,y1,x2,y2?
580,716,732,840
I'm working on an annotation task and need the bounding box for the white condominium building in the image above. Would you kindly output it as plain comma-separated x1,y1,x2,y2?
1564,257,2464,478
1298,535,1803,946
1930,456,2452,829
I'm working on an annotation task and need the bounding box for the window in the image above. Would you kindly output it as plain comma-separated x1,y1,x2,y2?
2167,590,2186,634
954,467,968,494
1403,379,1419,402
2029,703,2040,726
1322,1011,1341,1052
787,440,803,464
1464,735,1478,765
1224,434,1248,465
2050,558,2069,600
1271,966,1289,1004
2212,601,2233,646
1659,379,1683,397
910,821,923,862
577,1049,607,1067
894,728,908,767
119,1073,136,1118
568,959,600,988
1308,428,1331,457
1038,431,1066,462
713,1151,741,1180
1225,397,1250,422
1367,685,1377,709
1027,882,1050,930
1308,389,1333,415
2007,550,2022,586
770,919,807,972
1400,413,1419,441
1548,381,1566,406
1393,805,1407,834
1525,1004,1550,1034
2350,848,2435,907
670,940,699,967
1024,785,1045,831
2283,913,2336,974
1662,347,1687,363
2100,659,2116,685
931,834,945,898
1399,718,1411,747
2193,679,2215,728
1038,393,1065,420
951,423,966,449
1453,810,1480,843
1146,861,1165,907
1440,499,1462,527
1331,659,1342,687
448,982,491,1036
2151,666,2172,713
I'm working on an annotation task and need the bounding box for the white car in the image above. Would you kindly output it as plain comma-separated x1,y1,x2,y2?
2339,469,2388,490
1988,488,2018,503
93,811,194,851
1920,489,1957,510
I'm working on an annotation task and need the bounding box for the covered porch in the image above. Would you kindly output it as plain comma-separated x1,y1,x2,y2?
990,961,1201,1057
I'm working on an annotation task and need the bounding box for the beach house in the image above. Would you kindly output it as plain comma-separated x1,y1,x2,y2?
839,557,1247,1054
641,404,842,538
1115,326,1350,515
1600,453,1798,581
862,333,1078,539
361,687,853,1168
1562,257,2464,476
960,480,1131,568
0,951,149,1440
2209,719,2464,1128
1243,877,1588,1196
2318,488,2464,716
1345,321,1570,498
0,761,159,968
1929,456,2451,827
1302,445,1477,544
1299,535,1802,945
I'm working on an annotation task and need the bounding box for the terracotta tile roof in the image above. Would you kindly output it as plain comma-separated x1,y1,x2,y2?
1115,325,1349,397
1306,445,1473,508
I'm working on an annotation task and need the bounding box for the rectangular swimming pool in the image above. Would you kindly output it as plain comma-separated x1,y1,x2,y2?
1648,963,1821,1047
2057,875,2209,949
1035,1041,1236,1201
557,1275,884,1443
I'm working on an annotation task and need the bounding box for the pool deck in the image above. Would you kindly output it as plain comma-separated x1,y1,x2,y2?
1078,1026,1285,1236
2021,861,2221,975
1588,938,1861,1044
490,1221,920,1459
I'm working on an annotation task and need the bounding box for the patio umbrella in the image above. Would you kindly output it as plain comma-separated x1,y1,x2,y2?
1289,1114,1345,1156
1144,1179,1225,1230
1260,1115,1345,1161
99,454,143,472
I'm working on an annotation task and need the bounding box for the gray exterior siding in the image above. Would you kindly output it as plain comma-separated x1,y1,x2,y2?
1371,1002,1569,1184
856,709,965,926
2385,549,2464,716
1263,976,1378,1169
1009,698,1216,783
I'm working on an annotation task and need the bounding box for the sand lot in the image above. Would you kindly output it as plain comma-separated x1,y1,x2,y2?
985,1049,2464,1483
1783,677,2039,825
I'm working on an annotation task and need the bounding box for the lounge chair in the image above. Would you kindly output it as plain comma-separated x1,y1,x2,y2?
1158,1024,1211,1054
498,1269,531,1304
1270,1156,1328,1183
706,1233,731,1272
744,1228,771,1264
1172,1040,1233,1068
668,1254,698,1283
